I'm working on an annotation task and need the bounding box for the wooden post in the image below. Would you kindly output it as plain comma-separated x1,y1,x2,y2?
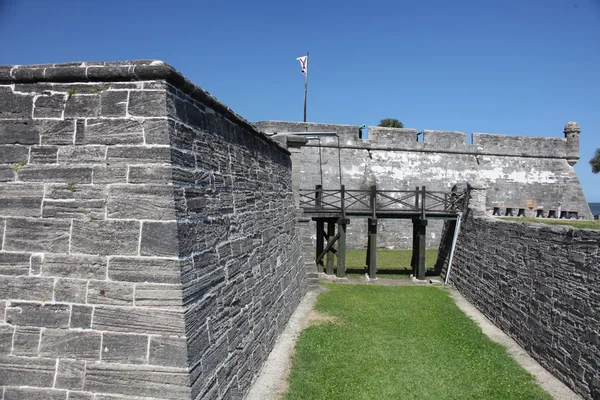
326,220,335,275
368,218,377,279
417,218,428,280
316,219,324,273
336,218,347,278
315,184,322,209
411,218,418,276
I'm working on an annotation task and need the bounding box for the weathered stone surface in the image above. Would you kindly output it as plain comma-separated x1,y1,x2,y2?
5,302,70,327
30,252,43,275
101,333,148,364
148,336,188,368
65,94,100,118
56,358,86,390
3,218,70,253
54,278,88,303
92,306,184,335
0,144,29,163
33,94,65,119
4,387,67,400
87,281,134,306
70,305,93,329
128,90,167,117
108,257,180,284
106,146,171,164
39,119,75,145
91,165,127,184
0,120,40,145
0,252,31,276
71,220,140,256
57,145,106,163
42,199,106,219
140,221,179,257
84,363,190,399
40,329,101,360
0,183,44,217
0,166,15,181
134,284,183,308
0,355,56,387
127,165,173,184
0,88,32,118
29,146,58,164
17,165,92,183
142,119,170,145
42,254,107,279
106,185,175,220
0,300,6,321
0,325,14,354
64,392,94,400
0,276,54,301
100,90,128,117
76,119,143,145
12,326,41,356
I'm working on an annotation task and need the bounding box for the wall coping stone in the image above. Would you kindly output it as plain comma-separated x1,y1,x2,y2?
0,60,290,156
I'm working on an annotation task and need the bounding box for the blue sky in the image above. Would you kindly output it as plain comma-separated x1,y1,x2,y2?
1,0,599,201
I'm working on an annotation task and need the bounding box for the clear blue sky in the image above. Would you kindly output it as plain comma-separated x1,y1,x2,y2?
1,0,599,201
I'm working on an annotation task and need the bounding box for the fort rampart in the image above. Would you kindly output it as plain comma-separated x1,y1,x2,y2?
0,61,309,399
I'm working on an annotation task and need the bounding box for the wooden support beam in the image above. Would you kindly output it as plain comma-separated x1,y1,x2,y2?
316,220,324,273
417,218,428,280
368,218,377,279
336,218,348,278
326,221,336,275
411,218,418,276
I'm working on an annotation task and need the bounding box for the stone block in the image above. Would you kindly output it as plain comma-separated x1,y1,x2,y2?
0,252,31,276
143,119,170,145
0,355,56,387
100,90,128,117
30,252,43,275
40,329,101,360
54,278,88,303
70,305,93,329
84,363,190,399
101,332,148,364
65,392,94,400
12,326,41,356
6,302,70,328
0,145,29,163
57,145,106,164
56,359,86,390
39,119,76,145
76,119,143,145
0,183,44,217
0,276,54,301
106,146,171,164
0,120,40,145
65,95,100,118
43,199,106,219
148,335,188,368
17,165,92,183
29,146,58,164
4,218,70,253
42,254,107,279
0,300,5,321
0,88,32,119
91,165,127,184
0,324,14,354
4,387,67,400
87,281,134,306
128,90,167,117
108,257,180,284
134,284,183,308
140,221,179,257
127,165,173,184
107,184,176,220
71,220,140,256
0,166,15,181
92,306,184,335
33,94,65,118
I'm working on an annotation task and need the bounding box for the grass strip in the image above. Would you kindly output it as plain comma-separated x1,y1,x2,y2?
284,285,551,400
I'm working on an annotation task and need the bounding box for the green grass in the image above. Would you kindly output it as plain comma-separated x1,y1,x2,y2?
500,217,600,230
341,249,438,279
284,285,551,400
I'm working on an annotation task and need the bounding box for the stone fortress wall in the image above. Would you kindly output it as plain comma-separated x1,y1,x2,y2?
0,61,309,399
255,121,592,249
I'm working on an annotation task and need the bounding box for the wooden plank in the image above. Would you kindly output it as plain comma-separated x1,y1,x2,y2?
368,218,377,279
316,220,324,273
336,219,347,278
325,222,337,275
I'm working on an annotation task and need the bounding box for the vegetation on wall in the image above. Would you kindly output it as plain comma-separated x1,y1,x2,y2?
378,118,403,128
590,148,600,174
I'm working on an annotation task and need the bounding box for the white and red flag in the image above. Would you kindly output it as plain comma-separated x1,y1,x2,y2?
296,55,308,75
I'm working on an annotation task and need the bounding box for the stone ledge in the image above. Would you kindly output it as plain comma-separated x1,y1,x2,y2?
0,60,290,156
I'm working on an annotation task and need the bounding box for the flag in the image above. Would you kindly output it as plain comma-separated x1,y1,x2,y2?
296,55,307,75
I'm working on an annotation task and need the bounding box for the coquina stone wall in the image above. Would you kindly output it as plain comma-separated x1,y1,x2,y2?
439,212,599,399
255,121,591,250
0,61,308,399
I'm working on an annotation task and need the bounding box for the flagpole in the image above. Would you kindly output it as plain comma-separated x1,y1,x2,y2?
303,52,308,122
